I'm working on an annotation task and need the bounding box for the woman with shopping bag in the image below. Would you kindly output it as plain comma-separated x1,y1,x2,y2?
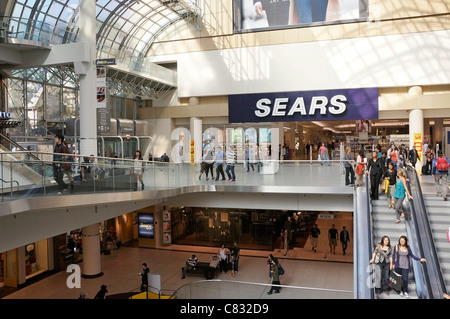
383,162,397,209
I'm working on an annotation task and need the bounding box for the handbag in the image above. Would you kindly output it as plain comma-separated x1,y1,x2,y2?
385,179,390,193
389,269,402,293
355,164,364,175
380,179,386,191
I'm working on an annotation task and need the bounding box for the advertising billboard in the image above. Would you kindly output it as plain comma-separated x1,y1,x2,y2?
138,213,154,239
234,0,370,32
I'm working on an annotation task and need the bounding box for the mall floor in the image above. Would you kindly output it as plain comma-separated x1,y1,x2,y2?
1,212,353,300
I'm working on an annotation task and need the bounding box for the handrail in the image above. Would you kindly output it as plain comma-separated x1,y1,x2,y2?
405,164,447,299
127,285,175,299
0,133,42,162
0,177,19,200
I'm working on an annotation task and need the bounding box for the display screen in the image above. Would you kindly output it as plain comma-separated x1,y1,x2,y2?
138,213,154,239
233,0,370,33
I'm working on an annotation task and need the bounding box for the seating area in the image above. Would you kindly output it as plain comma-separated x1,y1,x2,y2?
181,261,220,279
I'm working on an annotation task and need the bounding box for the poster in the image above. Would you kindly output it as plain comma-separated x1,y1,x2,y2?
235,0,369,32
138,213,154,239
163,210,171,244
414,133,423,161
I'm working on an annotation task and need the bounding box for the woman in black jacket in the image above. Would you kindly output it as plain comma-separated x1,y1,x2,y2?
366,151,383,200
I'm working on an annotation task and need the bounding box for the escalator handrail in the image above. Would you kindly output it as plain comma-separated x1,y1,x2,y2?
0,133,42,162
365,173,376,299
405,164,447,299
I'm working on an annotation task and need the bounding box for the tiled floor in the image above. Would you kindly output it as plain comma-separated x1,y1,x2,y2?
1,212,354,300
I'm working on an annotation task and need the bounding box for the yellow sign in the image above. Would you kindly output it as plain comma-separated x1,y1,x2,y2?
414,133,423,161
190,140,195,165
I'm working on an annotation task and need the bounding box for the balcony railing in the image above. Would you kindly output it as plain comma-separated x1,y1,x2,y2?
0,151,352,202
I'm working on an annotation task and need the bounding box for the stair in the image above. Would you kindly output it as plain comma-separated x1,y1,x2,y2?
423,194,450,293
371,195,418,299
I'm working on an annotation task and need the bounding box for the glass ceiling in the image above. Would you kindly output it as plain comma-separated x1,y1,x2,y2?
7,0,201,60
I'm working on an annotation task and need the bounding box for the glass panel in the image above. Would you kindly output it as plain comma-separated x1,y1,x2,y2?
26,81,45,136
46,85,62,122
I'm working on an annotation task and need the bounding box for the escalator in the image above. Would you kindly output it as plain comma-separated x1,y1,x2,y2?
355,165,447,299
422,192,450,294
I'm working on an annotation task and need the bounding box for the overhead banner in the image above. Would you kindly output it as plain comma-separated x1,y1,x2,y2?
228,88,379,123
234,0,369,32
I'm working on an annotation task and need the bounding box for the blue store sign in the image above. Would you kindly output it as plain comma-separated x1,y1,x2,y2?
228,88,379,123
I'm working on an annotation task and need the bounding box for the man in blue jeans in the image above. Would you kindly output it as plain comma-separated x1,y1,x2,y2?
215,146,226,181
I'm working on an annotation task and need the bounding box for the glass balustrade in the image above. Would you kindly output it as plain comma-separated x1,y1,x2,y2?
171,279,353,299
0,151,351,202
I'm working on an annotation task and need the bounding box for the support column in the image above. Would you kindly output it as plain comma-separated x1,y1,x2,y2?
77,0,97,157
190,117,202,163
434,118,444,150
408,86,424,164
81,223,103,278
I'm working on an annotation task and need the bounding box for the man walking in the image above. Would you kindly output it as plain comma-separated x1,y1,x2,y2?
214,146,226,181
328,224,338,254
339,226,350,255
431,149,450,201
53,134,68,195
139,262,150,292
310,224,320,253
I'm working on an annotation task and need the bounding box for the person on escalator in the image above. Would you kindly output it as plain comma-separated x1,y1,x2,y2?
369,235,393,299
392,169,413,224
391,235,426,298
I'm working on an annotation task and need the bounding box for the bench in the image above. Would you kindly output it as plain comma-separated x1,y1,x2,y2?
181,262,220,279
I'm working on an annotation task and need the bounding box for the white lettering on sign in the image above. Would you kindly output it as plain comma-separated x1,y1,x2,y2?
254,95,347,118
0,111,12,119
318,214,335,219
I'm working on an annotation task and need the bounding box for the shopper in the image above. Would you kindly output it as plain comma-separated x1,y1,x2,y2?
310,224,320,253
245,144,255,172
218,243,229,273
343,146,355,186
408,145,419,169
424,146,434,175
230,241,240,274
94,284,108,299
203,149,215,180
214,146,226,181
225,145,237,182
339,226,350,256
366,151,383,200
328,224,338,254
391,235,426,298
205,255,220,280
267,257,280,294
182,254,198,279
53,134,69,195
139,262,150,292
431,149,450,201
131,150,144,191
393,169,413,223
369,235,393,299
355,149,366,187
383,162,397,209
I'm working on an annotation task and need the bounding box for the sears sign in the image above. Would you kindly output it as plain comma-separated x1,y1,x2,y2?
228,88,378,123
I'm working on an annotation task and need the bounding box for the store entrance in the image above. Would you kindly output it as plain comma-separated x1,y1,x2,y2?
169,207,319,251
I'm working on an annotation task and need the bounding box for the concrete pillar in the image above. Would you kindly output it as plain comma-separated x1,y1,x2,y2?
434,118,444,147
190,117,202,163
408,87,424,164
81,223,103,278
77,0,97,157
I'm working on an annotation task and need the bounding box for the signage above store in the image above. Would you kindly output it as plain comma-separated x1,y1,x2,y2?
0,111,12,120
228,88,379,123
96,58,116,66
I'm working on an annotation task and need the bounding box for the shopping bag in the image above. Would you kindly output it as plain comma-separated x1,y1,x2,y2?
385,179,389,194
389,270,402,293
380,179,386,191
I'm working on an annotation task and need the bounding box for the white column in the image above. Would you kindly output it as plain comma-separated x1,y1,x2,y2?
190,117,202,163
408,87,424,165
77,0,97,157
81,223,102,277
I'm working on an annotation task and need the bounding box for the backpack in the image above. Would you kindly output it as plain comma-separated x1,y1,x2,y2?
436,156,449,172
278,263,285,275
